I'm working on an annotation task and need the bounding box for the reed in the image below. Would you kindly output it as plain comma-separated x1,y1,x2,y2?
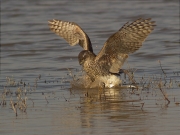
1,62,179,116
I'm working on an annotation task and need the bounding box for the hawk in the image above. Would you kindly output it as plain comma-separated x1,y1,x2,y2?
48,18,155,88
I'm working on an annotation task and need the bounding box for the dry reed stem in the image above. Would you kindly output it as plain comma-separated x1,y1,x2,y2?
158,81,170,104
122,69,139,89
158,60,167,77
67,68,75,81
10,100,17,116
141,102,144,110
45,96,49,104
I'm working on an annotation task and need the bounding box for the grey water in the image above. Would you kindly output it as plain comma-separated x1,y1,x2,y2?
1,0,180,135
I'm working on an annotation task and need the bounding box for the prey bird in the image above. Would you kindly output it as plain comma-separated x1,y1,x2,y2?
48,18,155,88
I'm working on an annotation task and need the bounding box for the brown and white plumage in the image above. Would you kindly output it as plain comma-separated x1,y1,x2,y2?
48,20,93,52
48,18,155,88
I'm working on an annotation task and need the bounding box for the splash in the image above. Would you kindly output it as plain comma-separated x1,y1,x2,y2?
70,73,122,89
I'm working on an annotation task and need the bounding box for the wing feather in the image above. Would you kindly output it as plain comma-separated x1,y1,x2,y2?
48,19,93,52
95,18,155,73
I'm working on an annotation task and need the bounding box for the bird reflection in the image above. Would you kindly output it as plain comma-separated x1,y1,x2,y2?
71,87,144,128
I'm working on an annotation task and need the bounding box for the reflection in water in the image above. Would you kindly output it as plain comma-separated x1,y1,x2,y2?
1,72,179,135
66,88,155,134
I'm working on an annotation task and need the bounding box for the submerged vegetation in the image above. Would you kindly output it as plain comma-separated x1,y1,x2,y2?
0,62,180,117
1,76,39,116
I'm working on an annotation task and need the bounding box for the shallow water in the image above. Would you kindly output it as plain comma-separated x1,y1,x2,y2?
1,0,180,135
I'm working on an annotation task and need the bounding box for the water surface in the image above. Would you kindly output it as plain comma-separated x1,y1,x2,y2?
1,0,180,135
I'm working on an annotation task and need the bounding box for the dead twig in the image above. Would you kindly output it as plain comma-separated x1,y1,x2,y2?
45,96,49,104
67,68,75,81
158,60,167,77
10,100,18,117
158,82,170,104
122,69,139,89
141,102,144,110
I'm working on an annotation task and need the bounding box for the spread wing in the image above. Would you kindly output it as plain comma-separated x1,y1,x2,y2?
48,19,93,52
95,18,156,73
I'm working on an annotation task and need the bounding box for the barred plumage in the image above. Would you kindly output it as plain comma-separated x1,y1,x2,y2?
48,19,93,52
48,18,155,88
